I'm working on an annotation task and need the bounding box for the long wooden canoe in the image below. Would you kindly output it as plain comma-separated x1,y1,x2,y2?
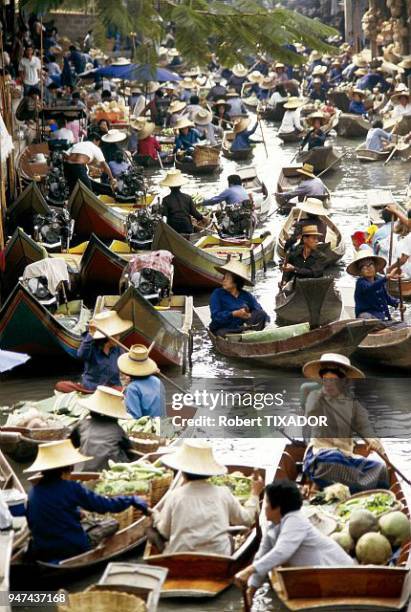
93,287,193,368
0,283,88,360
275,166,330,214
260,102,286,122
276,207,345,266
336,113,371,138
297,146,342,175
175,157,220,175
152,221,274,289
2,228,47,302
355,144,391,163
275,277,342,327
272,442,411,611
327,89,351,113
278,130,304,143
208,319,381,369
0,451,30,554
144,463,268,598
17,143,49,184
222,132,253,161
237,166,272,221
387,278,411,300
354,325,411,370
6,182,51,234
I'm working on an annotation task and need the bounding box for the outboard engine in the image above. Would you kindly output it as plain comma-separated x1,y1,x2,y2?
115,165,147,203
120,250,174,303
45,140,70,205
126,202,163,250
23,276,57,306
33,208,73,251
215,199,255,239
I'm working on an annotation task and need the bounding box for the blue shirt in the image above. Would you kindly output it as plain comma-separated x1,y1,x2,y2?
365,128,392,152
77,334,122,391
27,478,146,561
372,222,391,249
356,73,389,92
175,128,201,151
209,287,269,332
203,185,249,206
231,122,258,151
354,275,398,320
124,377,166,419
109,160,131,177
349,100,366,115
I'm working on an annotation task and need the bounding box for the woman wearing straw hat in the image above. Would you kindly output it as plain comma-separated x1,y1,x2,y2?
55,311,132,394
134,121,162,166
25,439,149,562
279,97,304,135
301,353,388,493
231,116,259,152
212,99,232,130
118,345,166,419
275,164,328,204
72,386,134,472
167,99,188,128
151,440,263,555
160,169,205,234
209,260,269,337
391,89,411,118
348,88,367,115
300,112,327,150
174,117,202,158
227,63,248,94
347,248,400,321
193,108,222,146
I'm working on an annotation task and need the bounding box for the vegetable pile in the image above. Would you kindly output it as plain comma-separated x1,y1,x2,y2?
337,492,399,521
94,460,171,497
210,471,252,502
6,407,64,431
121,416,161,436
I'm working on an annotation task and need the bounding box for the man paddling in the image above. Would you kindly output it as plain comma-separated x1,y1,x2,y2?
276,163,328,202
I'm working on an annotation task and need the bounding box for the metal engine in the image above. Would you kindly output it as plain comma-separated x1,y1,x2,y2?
45,140,70,206
126,202,163,250
24,276,57,306
33,208,73,251
115,166,147,203
215,199,255,239
120,250,174,303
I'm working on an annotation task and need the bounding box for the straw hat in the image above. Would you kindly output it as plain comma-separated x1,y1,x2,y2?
136,121,156,140
312,78,322,84
299,224,323,237
130,117,147,131
214,259,254,286
275,62,285,69
194,108,212,126
161,440,227,476
90,310,132,340
355,68,368,77
226,89,239,97
168,48,180,57
307,112,327,125
391,89,411,103
260,76,276,90
351,88,366,98
160,169,187,188
297,198,327,216
398,58,411,70
232,63,248,78
284,96,305,109
131,86,143,94
146,81,160,94
312,65,327,76
118,344,159,377
331,58,342,66
233,117,250,133
79,386,131,420
248,70,263,84
353,55,368,68
169,100,187,114
297,163,315,178
175,117,195,130
309,50,322,61
181,77,195,89
112,57,131,66
303,353,365,379
25,439,92,473
346,248,386,277
214,98,230,109
101,129,127,144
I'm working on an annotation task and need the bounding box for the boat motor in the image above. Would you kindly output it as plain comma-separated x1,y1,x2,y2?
120,250,174,302
45,139,70,205
215,199,255,239
126,202,163,250
33,208,73,251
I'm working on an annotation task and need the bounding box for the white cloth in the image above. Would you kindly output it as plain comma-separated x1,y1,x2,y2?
392,104,411,118
392,232,411,279
249,510,354,588
19,56,41,86
268,91,287,108
23,259,70,295
279,108,303,133
68,141,105,164
153,480,259,555
53,127,74,143
0,494,12,530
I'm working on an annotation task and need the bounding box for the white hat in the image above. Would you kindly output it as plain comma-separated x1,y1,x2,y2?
283,97,305,109
161,440,227,476
112,57,131,66
193,108,213,126
169,100,187,114
25,439,92,473
303,353,365,379
90,310,132,340
117,344,159,377
232,63,248,78
296,198,327,216
160,169,187,188
135,121,156,140
175,117,195,130
79,386,131,420
247,70,263,84
215,259,254,286
101,129,127,144
346,248,386,277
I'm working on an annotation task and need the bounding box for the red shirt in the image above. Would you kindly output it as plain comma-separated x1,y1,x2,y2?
137,136,161,160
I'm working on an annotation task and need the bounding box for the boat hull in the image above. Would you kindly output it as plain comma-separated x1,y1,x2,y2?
275,278,343,327
79,234,129,301
354,326,411,370
337,114,371,138
2,229,47,301
297,147,342,174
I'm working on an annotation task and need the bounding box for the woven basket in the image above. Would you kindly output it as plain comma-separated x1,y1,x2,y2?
129,432,166,454
26,426,69,441
150,471,173,505
57,590,147,612
194,145,220,167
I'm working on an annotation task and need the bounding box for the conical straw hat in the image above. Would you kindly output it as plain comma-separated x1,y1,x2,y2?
25,439,92,473
303,353,365,379
296,198,328,216
91,311,133,340
160,169,187,188
79,386,131,420
117,344,159,377
215,259,254,286
161,440,227,476
346,248,386,276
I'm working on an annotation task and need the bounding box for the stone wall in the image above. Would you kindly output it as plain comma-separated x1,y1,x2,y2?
46,11,97,45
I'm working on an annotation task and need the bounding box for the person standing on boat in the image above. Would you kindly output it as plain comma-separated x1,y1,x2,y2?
235,480,354,605
160,169,205,234
365,120,393,152
282,224,328,284
25,439,150,562
202,174,248,207
209,261,269,337
275,163,328,202
279,97,305,135
118,345,166,419
55,311,131,394
231,117,259,152
300,112,327,151
301,353,389,493
348,89,367,115
151,440,263,555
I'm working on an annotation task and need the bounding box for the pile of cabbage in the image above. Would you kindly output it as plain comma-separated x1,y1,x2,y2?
94,460,171,497
210,471,252,502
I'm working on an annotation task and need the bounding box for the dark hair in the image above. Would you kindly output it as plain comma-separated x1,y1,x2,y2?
381,208,392,223
228,174,242,186
230,273,245,291
190,94,200,105
102,89,112,99
72,91,81,100
318,367,346,378
372,119,383,129
89,131,101,142
47,82,58,90
98,118,110,128
183,471,209,481
40,466,72,480
28,86,41,97
114,150,124,163
56,114,67,128
69,45,77,52
155,89,164,97
48,54,56,63
265,480,302,515
276,84,287,96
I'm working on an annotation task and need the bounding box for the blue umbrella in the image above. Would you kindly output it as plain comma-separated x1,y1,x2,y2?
0,350,31,373
92,63,182,82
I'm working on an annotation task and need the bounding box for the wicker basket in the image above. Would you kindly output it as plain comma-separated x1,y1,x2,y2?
150,471,173,505
194,145,220,167
129,432,166,454
57,590,147,612
26,425,69,441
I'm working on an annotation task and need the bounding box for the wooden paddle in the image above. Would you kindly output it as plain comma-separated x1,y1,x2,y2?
316,149,349,178
157,151,164,170
384,141,401,165
396,258,405,322
258,116,268,158
388,214,395,266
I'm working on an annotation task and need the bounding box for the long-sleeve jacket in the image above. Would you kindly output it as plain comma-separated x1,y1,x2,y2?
354,275,398,320
161,191,203,233
124,376,166,419
348,100,366,115
231,122,258,151
209,288,269,333
202,185,249,206
285,245,328,281
77,334,122,390
175,128,202,151
301,129,326,150
280,177,328,200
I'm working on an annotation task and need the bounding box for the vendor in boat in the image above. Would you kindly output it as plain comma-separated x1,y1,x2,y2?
308,78,327,103
275,163,328,202
108,149,131,179
167,100,188,128
202,174,248,207
25,439,149,562
282,223,328,284
329,58,343,85
231,116,259,152
160,169,205,234
118,344,166,419
347,248,401,321
151,440,264,555
301,353,389,493
134,121,162,165
174,117,202,158
209,260,269,337
193,108,222,146
279,97,305,135
348,89,367,115
365,119,393,152
72,386,133,472
300,112,327,150
55,311,131,394
235,480,354,605
101,129,127,164
226,88,248,118
212,98,232,130
267,84,288,110
391,89,411,118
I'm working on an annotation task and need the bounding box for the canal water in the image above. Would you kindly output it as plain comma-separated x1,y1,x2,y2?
1,116,411,610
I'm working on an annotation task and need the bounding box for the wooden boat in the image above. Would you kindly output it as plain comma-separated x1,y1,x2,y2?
6,182,51,234
387,277,411,300
93,287,193,368
144,463,268,598
0,423,71,463
260,101,286,122
336,113,371,138
354,325,411,370
0,451,30,554
276,207,345,266
355,143,391,163
366,189,402,226
327,89,351,113
237,166,272,221
17,143,49,183
384,114,411,136
278,130,304,143
271,442,411,611
1,228,47,301
222,132,253,161
297,146,342,174
152,221,275,289
275,166,330,214
175,144,221,176
275,277,342,327
0,283,88,361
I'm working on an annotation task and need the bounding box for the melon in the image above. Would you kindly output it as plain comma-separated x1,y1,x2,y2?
331,529,355,553
379,511,411,547
349,509,378,540
355,532,392,565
